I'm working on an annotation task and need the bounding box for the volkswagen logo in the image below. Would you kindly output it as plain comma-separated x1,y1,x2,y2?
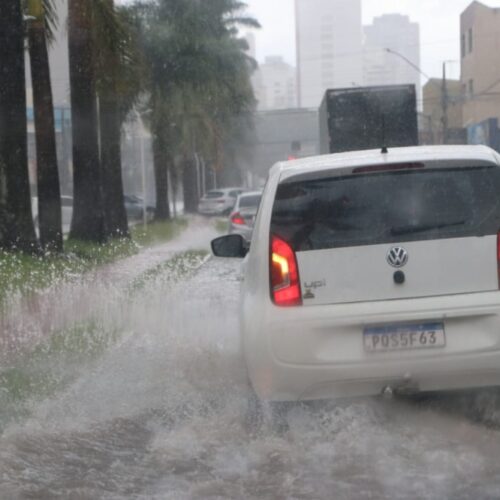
387,247,409,268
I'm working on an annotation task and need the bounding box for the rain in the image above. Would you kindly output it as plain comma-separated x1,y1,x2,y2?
3,0,500,498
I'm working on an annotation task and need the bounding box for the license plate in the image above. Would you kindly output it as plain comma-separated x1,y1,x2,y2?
363,322,446,352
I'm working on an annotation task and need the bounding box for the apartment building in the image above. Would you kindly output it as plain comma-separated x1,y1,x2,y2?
461,1,500,126
295,0,363,108
363,14,421,102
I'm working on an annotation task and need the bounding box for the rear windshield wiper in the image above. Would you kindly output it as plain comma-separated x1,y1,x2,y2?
390,220,466,236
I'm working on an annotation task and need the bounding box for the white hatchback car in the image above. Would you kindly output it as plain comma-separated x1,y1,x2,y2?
198,188,245,216
228,191,262,241
212,145,500,402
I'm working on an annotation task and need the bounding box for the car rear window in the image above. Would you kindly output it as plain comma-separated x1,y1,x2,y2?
239,195,261,208
271,166,500,251
205,191,224,199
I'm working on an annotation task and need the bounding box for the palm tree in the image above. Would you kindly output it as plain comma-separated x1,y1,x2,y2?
0,0,37,251
68,0,106,242
94,0,129,237
26,0,63,252
130,0,259,217
93,0,145,237
150,95,172,220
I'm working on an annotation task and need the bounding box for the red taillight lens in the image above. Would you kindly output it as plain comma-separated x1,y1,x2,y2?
231,212,245,225
270,235,302,306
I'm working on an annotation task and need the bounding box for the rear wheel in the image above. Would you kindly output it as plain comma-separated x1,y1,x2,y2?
245,390,297,434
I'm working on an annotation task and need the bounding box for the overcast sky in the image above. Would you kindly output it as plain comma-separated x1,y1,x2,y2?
242,0,500,80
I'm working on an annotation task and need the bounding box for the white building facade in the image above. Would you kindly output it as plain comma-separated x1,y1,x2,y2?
295,0,363,108
363,14,421,101
252,56,297,111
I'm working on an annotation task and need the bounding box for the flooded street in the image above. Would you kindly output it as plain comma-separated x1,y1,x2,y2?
2,223,500,499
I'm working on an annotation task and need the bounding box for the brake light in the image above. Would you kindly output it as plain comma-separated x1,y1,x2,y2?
231,212,245,225
353,162,424,174
270,235,302,306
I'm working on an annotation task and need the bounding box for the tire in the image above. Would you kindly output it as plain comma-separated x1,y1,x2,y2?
245,389,296,434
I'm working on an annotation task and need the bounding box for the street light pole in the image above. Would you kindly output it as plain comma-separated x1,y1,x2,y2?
385,48,455,146
385,48,432,81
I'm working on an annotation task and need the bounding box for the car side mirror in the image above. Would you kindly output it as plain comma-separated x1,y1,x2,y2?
211,234,248,258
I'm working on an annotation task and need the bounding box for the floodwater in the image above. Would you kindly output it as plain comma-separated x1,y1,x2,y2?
2,221,500,499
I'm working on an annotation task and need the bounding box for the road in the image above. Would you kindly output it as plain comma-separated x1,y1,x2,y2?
1,220,500,499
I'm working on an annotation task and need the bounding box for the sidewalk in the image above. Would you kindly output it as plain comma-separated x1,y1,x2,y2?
0,217,219,360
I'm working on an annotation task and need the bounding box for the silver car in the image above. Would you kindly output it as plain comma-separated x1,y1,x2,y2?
198,188,244,216
228,191,262,241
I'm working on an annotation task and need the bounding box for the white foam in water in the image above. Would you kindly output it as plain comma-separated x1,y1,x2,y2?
2,225,500,498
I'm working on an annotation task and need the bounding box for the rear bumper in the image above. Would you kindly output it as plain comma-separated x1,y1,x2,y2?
251,352,500,402
198,206,227,215
242,291,500,401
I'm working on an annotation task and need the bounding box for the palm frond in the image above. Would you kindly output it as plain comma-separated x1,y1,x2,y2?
42,0,58,42
23,0,59,43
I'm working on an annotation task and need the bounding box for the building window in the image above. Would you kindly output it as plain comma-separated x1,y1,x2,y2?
468,28,473,53
461,34,466,58
469,79,474,97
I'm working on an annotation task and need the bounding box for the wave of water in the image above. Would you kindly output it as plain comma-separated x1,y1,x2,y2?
1,241,500,499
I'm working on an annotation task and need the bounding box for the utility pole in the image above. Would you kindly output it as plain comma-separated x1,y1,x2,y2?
441,62,449,145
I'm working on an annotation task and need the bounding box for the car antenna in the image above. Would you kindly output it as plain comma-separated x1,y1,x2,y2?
381,114,388,154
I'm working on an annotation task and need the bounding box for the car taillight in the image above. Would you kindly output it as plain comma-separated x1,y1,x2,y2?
270,235,302,306
231,212,245,225
497,231,500,288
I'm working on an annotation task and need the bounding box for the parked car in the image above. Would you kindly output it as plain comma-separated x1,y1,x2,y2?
124,194,155,221
212,145,500,404
228,191,262,241
32,195,73,229
198,188,245,216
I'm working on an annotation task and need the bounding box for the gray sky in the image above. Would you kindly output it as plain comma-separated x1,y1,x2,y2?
243,0,500,80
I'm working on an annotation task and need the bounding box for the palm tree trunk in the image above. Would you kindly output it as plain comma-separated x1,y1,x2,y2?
152,129,170,221
98,0,129,238
68,0,106,242
100,94,129,237
0,0,38,251
28,14,63,252
182,156,199,214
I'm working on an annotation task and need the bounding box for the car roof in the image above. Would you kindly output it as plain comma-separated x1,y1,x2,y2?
238,191,262,198
274,145,500,182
